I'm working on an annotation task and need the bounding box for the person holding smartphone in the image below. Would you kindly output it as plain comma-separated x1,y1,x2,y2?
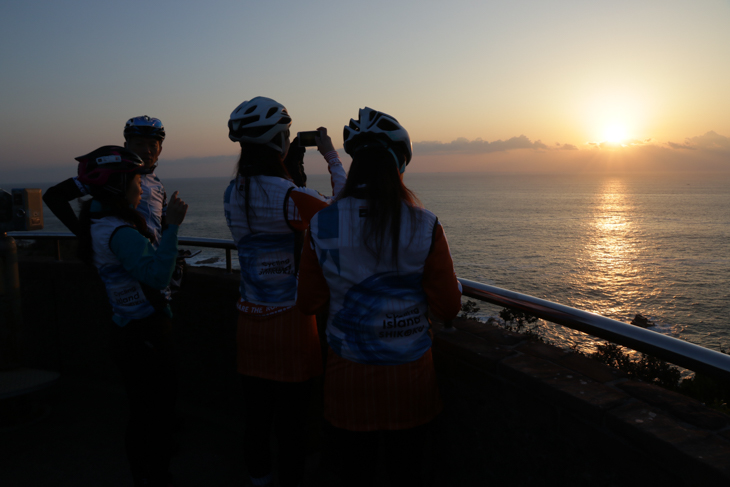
297,108,462,487
224,96,346,487
74,145,188,487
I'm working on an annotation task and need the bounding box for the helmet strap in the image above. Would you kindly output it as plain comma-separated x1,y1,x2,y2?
389,148,406,174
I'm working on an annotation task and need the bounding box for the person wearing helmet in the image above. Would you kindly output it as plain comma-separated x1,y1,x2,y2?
74,145,188,487
224,96,346,487
297,108,462,487
43,116,168,246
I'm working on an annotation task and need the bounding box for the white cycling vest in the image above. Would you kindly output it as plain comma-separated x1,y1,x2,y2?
308,198,439,365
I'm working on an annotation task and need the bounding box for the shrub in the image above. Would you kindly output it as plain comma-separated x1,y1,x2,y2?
499,307,544,342
459,300,481,319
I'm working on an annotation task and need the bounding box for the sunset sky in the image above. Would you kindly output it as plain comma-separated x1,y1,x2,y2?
2,0,730,182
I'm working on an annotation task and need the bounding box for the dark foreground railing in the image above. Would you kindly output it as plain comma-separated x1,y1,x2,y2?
458,278,730,383
12,232,730,383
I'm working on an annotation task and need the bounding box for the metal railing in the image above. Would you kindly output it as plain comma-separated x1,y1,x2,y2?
11,232,730,383
10,232,238,272
458,278,730,383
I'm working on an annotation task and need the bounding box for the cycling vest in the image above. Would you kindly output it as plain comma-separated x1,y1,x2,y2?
137,173,166,246
225,175,330,311
91,215,157,323
308,199,440,365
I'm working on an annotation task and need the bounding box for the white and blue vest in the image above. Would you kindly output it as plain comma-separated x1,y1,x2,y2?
91,216,157,324
137,173,166,247
225,175,329,307
308,199,440,365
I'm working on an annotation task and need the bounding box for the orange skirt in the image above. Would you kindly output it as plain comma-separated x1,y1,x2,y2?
237,306,323,382
324,347,442,431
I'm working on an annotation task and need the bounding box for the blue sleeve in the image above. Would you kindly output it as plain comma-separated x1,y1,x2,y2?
109,225,180,290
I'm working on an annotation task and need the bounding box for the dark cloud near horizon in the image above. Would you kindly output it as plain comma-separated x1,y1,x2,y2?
679,131,730,152
414,135,548,155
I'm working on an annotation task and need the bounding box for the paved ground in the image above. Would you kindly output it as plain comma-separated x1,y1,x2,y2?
2,376,252,487
1,371,675,487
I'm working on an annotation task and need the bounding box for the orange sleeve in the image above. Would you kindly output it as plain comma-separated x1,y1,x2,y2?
296,229,331,315
287,190,328,232
423,223,462,320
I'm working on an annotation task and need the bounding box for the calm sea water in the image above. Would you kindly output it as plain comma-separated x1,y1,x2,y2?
12,172,730,353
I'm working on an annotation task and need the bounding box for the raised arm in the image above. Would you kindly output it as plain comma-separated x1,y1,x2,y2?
316,127,346,197
110,192,187,289
43,178,86,236
110,226,178,290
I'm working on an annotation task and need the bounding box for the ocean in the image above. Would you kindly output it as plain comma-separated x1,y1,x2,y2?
10,171,730,354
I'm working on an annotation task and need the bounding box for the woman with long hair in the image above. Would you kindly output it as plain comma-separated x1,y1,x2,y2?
224,96,346,487
297,108,462,487
76,145,188,487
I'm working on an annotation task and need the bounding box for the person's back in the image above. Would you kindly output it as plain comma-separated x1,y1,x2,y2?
308,197,440,364
297,107,461,487
225,174,302,306
224,96,346,487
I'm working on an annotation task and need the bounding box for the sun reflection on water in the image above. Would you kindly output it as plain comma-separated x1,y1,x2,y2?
548,178,645,354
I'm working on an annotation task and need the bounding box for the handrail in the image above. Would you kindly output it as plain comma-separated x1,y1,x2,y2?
9,232,237,272
11,232,730,382
458,278,730,383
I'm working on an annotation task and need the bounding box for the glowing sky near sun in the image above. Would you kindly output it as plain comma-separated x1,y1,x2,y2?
1,0,729,181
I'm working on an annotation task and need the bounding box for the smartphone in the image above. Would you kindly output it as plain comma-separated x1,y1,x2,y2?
297,131,319,147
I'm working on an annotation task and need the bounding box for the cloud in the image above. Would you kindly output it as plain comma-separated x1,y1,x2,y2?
667,142,695,150
588,138,653,150
559,143,578,150
414,135,550,155
682,131,730,152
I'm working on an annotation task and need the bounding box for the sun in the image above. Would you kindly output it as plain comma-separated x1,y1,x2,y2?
604,124,628,144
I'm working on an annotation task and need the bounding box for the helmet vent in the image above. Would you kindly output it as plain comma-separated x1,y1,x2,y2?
377,119,399,131
246,126,275,138
244,105,257,115
238,115,260,126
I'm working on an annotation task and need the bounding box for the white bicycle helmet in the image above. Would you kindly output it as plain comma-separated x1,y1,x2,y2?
343,107,412,173
124,115,165,141
228,96,292,155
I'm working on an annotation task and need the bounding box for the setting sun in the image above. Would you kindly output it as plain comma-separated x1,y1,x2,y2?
604,124,628,144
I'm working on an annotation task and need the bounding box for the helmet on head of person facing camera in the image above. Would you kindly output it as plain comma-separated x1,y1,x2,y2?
76,146,151,199
124,115,166,141
343,107,412,174
228,96,292,156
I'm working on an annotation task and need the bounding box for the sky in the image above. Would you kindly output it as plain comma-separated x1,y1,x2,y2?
2,0,730,183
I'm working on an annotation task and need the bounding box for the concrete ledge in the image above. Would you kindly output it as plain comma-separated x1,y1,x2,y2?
12,258,730,485
433,317,730,485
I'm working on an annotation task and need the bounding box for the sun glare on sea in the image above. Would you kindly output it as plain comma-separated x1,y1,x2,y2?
603,124,628,144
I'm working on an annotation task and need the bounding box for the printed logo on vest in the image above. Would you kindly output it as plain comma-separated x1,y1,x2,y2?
379,306,425,338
